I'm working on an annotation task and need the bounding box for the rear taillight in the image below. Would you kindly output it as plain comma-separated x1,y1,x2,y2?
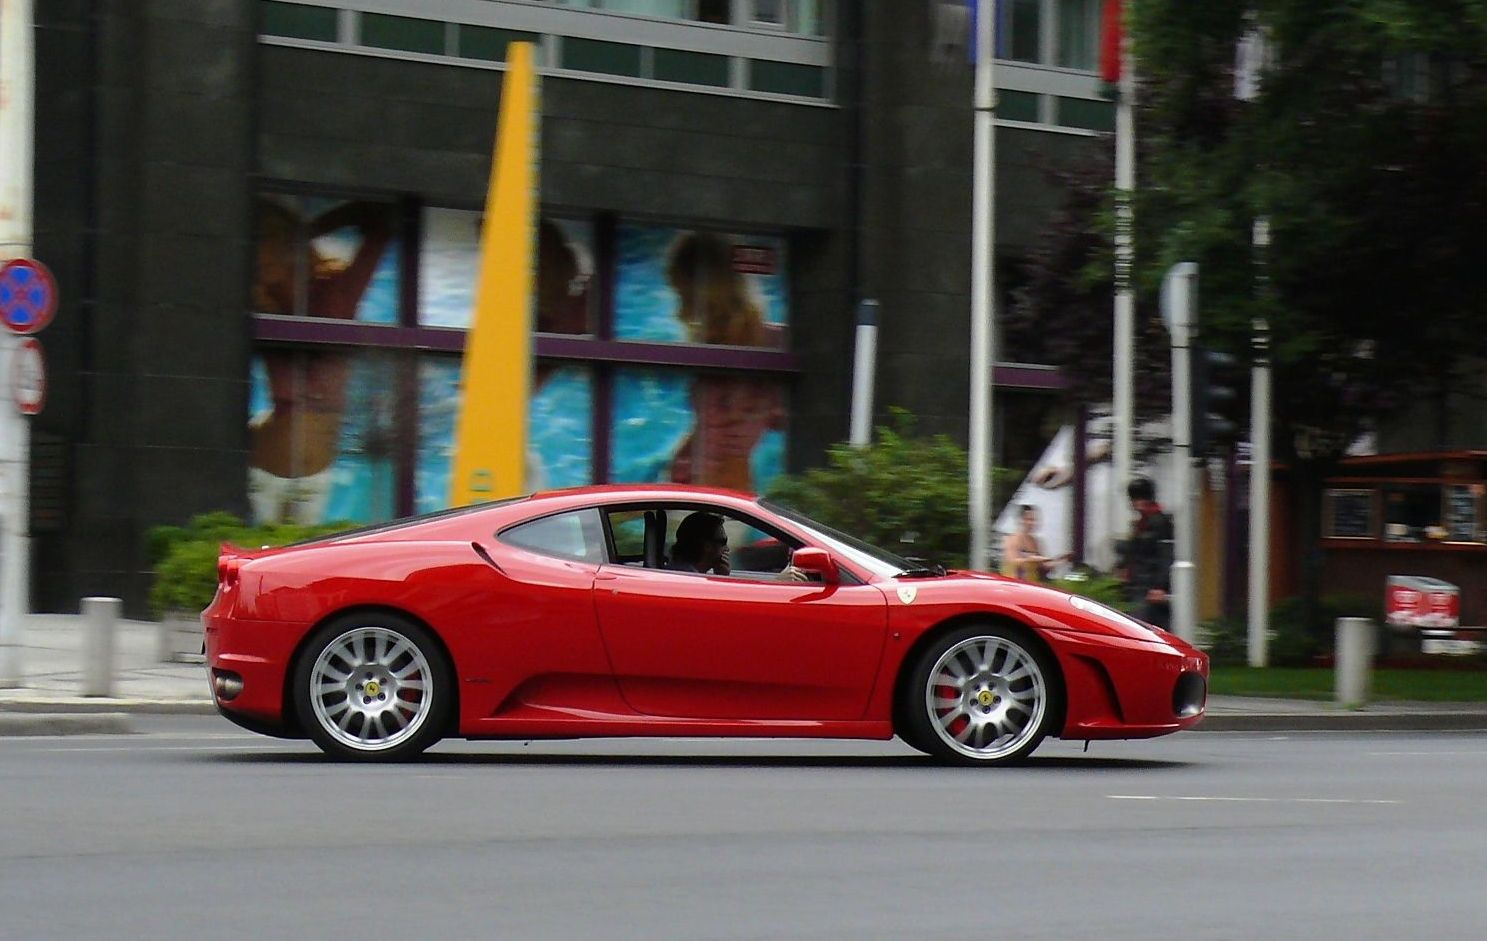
218,557,242,588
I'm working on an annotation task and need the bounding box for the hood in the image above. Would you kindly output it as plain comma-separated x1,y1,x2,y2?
892,571,1190,649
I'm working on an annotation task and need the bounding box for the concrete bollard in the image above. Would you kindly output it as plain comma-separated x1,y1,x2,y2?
1335,617,1374,707
82,596,122,697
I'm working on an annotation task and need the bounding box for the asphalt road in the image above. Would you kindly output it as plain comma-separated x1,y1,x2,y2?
2,719,1484,941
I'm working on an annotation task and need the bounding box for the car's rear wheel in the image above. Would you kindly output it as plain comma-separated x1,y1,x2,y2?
902,623,1060,766
293,613,451,761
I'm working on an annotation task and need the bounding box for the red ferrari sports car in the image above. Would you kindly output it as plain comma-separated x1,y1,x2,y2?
204,484,1207,765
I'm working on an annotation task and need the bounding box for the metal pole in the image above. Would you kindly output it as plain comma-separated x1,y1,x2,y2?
1072,404,1087,565
82,596,121,697
849,299,879,447
968,0,997,571
1334,617,1373,707
0,0,36,688
1110,15,1136,560
1163,263,1198,644
1248,218,1272,666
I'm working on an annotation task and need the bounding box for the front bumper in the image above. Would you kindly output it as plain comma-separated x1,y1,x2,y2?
1045,628,1209,739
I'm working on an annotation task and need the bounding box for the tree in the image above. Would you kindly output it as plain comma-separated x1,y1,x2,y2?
1014,0,1487,625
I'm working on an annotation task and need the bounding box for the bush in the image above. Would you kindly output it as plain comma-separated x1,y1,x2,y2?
765,410,1019,570
147,513,355,618
1200,593,1382,666
1049,571,1133,611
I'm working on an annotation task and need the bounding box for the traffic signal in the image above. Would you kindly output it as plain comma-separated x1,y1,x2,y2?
1190,345,1243,457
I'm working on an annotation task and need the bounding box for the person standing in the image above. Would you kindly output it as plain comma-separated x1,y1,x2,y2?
1000,504,1068,582
1118,477,1174,630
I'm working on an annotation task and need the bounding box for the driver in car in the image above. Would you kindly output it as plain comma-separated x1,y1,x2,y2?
668,511,812,581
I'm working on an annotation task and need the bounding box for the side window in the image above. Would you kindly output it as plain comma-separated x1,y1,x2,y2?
499,509,604,564
605,510,648,564
659,505,801,578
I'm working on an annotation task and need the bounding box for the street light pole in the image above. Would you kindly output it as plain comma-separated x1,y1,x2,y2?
1110,14,1136,561
1163,262,1199,644
968,0,997,571
1248,217,1272,666
0,0,37,688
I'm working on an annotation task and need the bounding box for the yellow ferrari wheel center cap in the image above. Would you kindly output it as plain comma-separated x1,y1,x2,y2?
978,690,994,707
365,680,381,697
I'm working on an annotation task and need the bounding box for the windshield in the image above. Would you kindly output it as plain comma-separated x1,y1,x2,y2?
760,500,915,580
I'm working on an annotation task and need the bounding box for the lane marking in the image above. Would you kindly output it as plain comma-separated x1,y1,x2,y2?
1108,795,1401,805
1367,750,1482,757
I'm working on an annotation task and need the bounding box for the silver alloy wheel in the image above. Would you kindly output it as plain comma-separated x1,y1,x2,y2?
309,625,434,752
924,634,1047,761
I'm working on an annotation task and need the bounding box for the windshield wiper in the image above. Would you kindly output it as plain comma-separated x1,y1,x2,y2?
896,558,946,578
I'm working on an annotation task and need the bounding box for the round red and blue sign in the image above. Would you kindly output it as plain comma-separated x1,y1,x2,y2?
0,258,58,335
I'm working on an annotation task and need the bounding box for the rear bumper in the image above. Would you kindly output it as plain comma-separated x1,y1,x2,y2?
204,613,305,728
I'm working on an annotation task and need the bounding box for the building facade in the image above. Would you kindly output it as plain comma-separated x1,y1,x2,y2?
33,0,1114,613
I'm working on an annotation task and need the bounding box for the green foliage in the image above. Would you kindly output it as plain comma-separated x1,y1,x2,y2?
1050,572,1134,611
765,410,1018,570
1201,593,1383,666
147,513,355,618
1130,0,1487,456
1016,1,1487,459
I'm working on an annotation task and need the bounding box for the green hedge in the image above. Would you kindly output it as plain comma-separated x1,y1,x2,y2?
147,513,355,618
1200,593,1383,666
1049,571,1133,610
765,410,1019,570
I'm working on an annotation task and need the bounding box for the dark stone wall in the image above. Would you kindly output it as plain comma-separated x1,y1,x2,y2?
855,4,1103,443
33,0,255,613
256,47,842,227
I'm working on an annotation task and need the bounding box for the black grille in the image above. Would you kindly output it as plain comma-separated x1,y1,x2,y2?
1173,671,1207,718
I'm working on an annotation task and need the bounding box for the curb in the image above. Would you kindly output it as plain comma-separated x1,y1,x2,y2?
1198,712,1487,733
0,712,134,736
0,699,217,716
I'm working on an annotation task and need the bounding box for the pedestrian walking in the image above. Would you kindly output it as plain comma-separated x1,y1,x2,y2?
1117,476,1173,630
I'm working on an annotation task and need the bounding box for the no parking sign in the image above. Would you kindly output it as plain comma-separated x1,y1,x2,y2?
0,258,57,335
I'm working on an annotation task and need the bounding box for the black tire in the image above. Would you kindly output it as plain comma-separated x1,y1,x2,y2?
900,623,1062,766
292,611,452,761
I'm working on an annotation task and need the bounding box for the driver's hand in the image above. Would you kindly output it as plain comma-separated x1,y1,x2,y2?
713,544,731,576
778,565,812,582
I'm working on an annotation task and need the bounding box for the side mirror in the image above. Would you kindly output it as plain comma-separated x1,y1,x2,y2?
790,548,838,584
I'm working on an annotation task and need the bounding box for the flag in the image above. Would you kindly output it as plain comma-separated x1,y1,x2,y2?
1099,0,1123,98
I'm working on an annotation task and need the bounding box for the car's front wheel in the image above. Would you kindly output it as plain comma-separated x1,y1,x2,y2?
902,623,1061,766
293,613,452,761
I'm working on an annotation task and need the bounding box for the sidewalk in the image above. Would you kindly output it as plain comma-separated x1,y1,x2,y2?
0,613,215,733
2,613,1487,735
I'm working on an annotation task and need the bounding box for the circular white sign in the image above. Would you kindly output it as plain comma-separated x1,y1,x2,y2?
12,337,46,415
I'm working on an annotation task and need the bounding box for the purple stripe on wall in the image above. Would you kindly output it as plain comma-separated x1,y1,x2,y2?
991,363,1066,390
536,336,800,371
251,316,469,351
250,315,803,372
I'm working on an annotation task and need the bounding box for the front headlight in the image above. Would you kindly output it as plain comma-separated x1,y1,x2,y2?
1067,594,1165,641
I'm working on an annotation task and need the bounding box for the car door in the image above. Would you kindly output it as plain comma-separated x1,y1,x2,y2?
592,509,890,721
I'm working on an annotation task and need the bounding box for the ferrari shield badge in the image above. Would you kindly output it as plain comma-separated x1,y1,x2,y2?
896,586,918,605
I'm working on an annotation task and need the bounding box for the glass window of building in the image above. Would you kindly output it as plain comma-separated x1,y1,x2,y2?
749,0,784,27
251,195,795,527
1007,0,1042,63
600,0,690,19
612,223,789,349
252,194,402,324
1057,0,1101,69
